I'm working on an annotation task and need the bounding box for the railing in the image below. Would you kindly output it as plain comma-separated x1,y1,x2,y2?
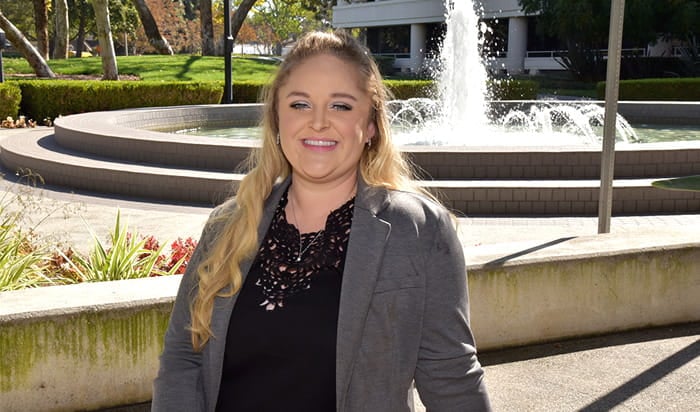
526,48,648,58
373,52,411,59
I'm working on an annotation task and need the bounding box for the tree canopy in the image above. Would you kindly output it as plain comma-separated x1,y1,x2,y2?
519,0,699,80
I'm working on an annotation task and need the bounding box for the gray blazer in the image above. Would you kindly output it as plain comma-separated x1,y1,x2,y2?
153,178,491,411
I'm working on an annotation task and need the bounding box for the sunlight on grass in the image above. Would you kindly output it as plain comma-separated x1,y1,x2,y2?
2,55,278,82
652,175,700,192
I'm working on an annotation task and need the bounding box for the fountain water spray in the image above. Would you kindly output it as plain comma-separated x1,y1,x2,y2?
389,0,638,146
436,0,489,132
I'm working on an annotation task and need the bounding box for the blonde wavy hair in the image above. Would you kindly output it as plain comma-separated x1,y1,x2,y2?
190,29,427,351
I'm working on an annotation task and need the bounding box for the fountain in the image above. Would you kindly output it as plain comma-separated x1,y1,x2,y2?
0,0,699,214
388,0,642,146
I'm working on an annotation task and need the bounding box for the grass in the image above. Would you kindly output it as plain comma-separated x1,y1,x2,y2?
2,54,279,82
652,175,700,192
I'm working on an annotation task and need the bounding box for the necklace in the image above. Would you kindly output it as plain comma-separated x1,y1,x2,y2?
288,185,357,263
289,195,324,263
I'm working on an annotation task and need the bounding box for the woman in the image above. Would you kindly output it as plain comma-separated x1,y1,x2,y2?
153,30,491,411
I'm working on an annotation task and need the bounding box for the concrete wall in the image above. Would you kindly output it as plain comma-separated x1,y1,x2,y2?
1,231,698,411
0,277,180,412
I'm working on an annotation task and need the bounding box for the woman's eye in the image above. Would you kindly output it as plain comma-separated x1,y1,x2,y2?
290,102,310,110
331,103,352,111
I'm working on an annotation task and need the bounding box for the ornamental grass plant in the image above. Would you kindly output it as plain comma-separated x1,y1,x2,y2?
0,173,197,290
65,211,186,282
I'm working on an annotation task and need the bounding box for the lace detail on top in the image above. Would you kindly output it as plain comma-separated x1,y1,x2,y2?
254,191,354,311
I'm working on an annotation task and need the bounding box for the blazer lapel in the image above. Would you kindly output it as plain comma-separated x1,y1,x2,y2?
336,181,391,409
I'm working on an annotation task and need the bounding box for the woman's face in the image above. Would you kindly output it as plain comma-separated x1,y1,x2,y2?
277,53,376,189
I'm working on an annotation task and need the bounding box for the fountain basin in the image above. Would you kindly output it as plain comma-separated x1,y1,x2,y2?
1,102,699,215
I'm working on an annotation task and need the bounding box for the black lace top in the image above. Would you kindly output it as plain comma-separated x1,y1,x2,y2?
216,191,354,411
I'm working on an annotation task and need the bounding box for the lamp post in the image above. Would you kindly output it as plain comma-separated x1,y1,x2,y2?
597,0,625,233
0,29,6,83
222,0,234,104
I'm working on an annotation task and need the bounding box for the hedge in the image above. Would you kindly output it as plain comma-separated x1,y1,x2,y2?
385,80,435,100
384,79,539,101
12,78,540,121
0,82,22,119
596,78,700,101
17,80,224,121
488,79,539,100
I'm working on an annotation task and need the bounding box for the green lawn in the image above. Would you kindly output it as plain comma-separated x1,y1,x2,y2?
652,175,700,192
2,54,279,82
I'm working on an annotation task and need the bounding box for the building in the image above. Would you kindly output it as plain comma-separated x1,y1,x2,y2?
333,0,537,75
332,0,682,76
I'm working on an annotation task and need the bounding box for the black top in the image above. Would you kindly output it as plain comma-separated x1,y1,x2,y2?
216,192,354,411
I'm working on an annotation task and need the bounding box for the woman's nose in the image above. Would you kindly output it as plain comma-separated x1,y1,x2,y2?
311,108,329,131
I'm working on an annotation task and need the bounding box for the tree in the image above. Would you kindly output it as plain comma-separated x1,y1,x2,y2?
0,10,56,77
519,0,700,81
53,0,70,59
299,0,335,28
200,0,215,54
91,0,119,79
252,0,316,55
231,0,259,45
32,0,49,59
131,0,173,54
133,0,200,53
69,0,94,57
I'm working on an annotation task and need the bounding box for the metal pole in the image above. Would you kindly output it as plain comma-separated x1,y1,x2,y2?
0,29,5,83
222,0,234,104
598,0,626,234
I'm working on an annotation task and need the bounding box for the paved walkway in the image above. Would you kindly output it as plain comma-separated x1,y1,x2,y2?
2,127,699,411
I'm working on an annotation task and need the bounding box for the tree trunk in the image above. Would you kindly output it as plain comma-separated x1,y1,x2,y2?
200,0,215,55
53,0,70,59
91,0,119,80
74,1,90,58
32,0,49,59
0,11,56,78
131,0,173,55
231,0,258,42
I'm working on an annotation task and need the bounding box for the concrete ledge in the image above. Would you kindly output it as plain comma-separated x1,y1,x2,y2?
0,276,181,412
2,131,699,214
1,231,698,411
466,230,700,348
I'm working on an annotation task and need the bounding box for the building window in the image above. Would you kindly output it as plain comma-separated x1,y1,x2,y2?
481,18,508,58
367,25,411,58
425,23,445,59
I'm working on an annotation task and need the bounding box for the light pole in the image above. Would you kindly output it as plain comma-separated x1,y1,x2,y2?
222,0,234,104
0,29,6,83
597,0,626,233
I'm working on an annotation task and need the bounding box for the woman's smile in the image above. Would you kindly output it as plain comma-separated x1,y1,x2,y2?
303,138,337,149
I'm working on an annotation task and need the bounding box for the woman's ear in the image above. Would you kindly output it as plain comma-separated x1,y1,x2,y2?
366,121,377,144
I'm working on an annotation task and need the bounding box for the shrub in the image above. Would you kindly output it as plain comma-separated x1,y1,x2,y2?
385,80,435,100
383,79,538,101
596,78,700,101
17,80,224,121
230,80,266,103
65,211,186,282
0,82,22,120
488,79,539,100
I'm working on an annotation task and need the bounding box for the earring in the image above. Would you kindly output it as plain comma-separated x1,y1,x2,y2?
367,138,372,149
276,133,280,145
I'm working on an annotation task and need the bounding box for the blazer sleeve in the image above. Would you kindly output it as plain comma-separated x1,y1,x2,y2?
151,210,222,412
414,210,492,411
